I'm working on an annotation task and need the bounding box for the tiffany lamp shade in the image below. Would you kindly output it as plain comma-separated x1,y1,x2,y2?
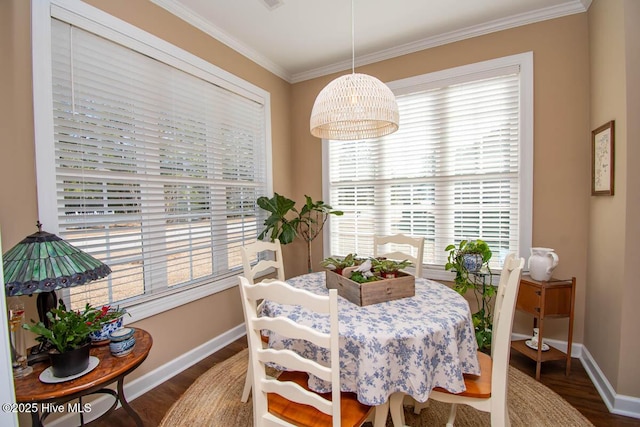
3,221,111,363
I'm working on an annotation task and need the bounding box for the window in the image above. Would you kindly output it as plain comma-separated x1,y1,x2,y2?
323,53,532,279
32,1,271,319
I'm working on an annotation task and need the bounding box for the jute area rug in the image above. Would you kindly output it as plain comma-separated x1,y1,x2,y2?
159,348,593,427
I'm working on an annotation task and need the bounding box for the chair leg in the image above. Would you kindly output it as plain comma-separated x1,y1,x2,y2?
373,400,389,427
389,393,406,426
240,363,252,403
490,405,510,427
413,398,429,414
446,403,458,427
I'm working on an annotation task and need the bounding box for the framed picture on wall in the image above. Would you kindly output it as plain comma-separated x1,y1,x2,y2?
591,120,615,196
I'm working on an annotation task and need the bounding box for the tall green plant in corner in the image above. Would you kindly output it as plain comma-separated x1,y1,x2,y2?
445,239,494,350
257,193,343,272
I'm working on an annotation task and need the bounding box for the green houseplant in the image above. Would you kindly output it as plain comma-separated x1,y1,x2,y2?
257,193,343,272
88,305,130,343
371,258,412,279
323,257,413,283
24,300,127,377
445,239,494,350
320,253,360,275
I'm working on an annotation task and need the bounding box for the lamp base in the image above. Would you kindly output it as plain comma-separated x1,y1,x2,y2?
13,365,33,378
27,342,53,365
25,290,58,365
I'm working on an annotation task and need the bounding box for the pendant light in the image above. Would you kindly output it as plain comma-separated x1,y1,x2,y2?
309,0,399,140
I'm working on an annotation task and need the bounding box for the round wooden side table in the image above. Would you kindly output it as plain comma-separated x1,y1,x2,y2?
14,328,153,427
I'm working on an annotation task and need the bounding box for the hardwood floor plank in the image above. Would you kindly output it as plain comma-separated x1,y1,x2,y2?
87,338,639,426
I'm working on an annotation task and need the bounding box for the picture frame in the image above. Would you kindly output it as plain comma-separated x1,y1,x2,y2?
591,120,615,196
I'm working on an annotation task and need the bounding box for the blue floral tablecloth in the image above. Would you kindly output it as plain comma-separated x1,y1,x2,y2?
259,271,480,406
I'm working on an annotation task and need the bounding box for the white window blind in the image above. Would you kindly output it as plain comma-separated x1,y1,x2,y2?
45,18,269,310
325,58,531,273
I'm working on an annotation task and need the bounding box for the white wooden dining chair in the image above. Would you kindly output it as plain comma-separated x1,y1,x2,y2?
240,239,285,403
373,234,425,277
238,276,375,427
424,253,525,427
241,239,286,285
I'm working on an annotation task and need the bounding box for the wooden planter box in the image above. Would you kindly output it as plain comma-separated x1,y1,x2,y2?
325,270,415,306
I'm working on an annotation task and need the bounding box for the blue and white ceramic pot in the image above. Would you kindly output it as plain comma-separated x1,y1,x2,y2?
462,253,483,273
90,316,124,344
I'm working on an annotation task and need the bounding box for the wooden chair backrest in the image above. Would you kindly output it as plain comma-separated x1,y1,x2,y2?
241,239,285,284
239,277,341,427
373,234,425,277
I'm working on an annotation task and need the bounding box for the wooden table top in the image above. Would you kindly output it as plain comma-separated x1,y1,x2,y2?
14,328,152,402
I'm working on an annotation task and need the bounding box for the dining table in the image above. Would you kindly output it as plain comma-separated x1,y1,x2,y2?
259,271,481,427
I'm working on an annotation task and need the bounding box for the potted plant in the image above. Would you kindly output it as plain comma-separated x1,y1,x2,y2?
335,258,374,284
257,193,343,272
445,239,494,350
23,300,124,377
371,258,413,279
320,253,359,275
88,305,130,344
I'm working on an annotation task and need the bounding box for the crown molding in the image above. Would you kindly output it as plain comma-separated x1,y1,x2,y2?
292,0,589,83
151,0,589,84
149,0,291,82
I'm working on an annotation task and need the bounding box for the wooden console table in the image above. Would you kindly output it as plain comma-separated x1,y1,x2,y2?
510,275,575,380
14,328,152,426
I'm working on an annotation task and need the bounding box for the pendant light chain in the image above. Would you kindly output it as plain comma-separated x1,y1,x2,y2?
351,0,355,74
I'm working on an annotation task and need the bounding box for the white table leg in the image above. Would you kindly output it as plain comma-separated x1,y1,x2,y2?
373,400,389,427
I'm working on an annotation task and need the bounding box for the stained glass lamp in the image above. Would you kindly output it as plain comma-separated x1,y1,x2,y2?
3,221,111,363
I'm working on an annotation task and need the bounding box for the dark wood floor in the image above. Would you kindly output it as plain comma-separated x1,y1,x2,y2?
90,337,640,427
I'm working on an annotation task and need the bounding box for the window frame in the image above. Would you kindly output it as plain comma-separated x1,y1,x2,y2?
32,0,273,323
322,52,533,281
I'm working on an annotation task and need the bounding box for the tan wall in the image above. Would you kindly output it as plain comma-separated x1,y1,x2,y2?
0,0,293,384
0,0,38,248
291,14,591,344
588,0,640,397
587,0,626,393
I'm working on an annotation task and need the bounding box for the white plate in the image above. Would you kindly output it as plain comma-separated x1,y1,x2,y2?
525,339,549,351
39,356,100,383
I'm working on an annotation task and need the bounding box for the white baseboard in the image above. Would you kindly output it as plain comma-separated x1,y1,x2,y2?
580,346,640,419
512,332,640,420
47,323,247,426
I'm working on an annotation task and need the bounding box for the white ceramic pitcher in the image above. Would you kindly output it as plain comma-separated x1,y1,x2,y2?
528,247,559,281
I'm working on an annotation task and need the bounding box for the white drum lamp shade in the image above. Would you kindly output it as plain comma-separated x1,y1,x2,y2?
310,73,399,140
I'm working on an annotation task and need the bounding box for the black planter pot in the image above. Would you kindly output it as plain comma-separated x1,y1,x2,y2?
49,341,91,378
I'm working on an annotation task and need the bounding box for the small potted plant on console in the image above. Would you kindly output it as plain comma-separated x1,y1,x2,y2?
23,300,106,377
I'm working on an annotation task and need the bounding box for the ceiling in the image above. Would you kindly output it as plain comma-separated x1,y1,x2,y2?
150,0,590,83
